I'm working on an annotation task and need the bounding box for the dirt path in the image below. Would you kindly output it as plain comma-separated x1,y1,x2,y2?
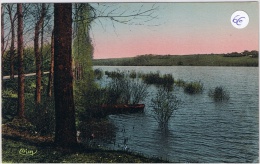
3,71,50,80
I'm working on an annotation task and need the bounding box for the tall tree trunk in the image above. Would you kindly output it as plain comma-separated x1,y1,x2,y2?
54,3,77,147
40,15,44,77
34,3,45,105
17,3,25,118
47,30,54,97
1,5,4,80
7,4,15,79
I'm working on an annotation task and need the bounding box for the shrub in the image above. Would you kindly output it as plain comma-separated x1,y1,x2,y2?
141,71,160,85
78,118,116,145
208,86,230,102
2,89,18,98
2,97,18,123
162,74,174,90
184,81,203,94
105,77,149,105
127,79,149,104
141,72,174,90
175,79,186,87
75,82,106,118
151,88,181,129
94,69,103,80
129,70,137,79
4,117,36,134
104,77,126,105
26,96,56,135
105,70,125,79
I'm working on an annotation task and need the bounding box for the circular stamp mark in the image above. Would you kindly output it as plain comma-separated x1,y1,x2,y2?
231,11,249,29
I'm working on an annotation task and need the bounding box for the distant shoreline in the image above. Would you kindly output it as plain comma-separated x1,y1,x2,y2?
93,53,258,67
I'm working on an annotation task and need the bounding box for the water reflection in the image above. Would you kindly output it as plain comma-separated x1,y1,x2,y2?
152,128,172,160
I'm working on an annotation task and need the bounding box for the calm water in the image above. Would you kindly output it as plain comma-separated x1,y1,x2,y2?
94,66,259,163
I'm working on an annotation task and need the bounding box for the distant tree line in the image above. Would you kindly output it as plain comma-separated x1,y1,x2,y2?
223,50,258,58
93,51,258,67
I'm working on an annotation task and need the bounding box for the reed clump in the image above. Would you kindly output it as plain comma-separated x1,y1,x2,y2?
208,86,230,102
175,79,186,87
141,72,174,89
105,70,124,79
184,81,203,94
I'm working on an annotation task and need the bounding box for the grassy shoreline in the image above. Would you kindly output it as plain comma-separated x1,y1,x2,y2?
2,118,169,163
2,137,170,163
93,54,258,67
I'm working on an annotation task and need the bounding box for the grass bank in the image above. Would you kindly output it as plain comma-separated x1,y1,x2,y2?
93,54,258,66
2,124,168,163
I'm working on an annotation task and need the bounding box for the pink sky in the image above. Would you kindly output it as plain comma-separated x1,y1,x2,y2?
90,2,258,59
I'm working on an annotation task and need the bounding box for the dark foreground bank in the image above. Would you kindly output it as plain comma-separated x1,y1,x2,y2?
2,124,169,163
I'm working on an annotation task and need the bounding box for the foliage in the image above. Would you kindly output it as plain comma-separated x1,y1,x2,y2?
26,76,55,135
223,50,258,58
73,3,95,88
93,53,258,67
129,79,149,104
4,117,36,133
26,97,55,135
75,83,106,120
94,69,103,80
105,76,149,105
2,97,17,123
73,4,97,127
2,45,51,76
129,70,137,79
2,138,169,163
175,79,186,87
208,86,230,102
2,88,18,98
141,71,160,84
184,81,203,94
78,118,116,145
73,4,100,130
105,70,125,79
141,71,174,90
151,88,181,129
2,75,55,134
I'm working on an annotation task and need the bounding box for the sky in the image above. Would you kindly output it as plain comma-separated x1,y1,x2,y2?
89,2,259,59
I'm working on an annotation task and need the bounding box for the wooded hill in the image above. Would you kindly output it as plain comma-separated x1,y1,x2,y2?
93,51,258,67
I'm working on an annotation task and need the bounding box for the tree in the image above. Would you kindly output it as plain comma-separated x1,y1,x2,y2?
90,3,158,26
72,3,158,113
1,4,4,80
73,4,97,112
54,3,77,147
34,3,46,105
6,4,17,79
47,30,54,97
17,3,25,118
73,3,94,83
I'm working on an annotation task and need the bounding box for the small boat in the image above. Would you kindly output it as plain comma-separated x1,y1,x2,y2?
101,104,145,115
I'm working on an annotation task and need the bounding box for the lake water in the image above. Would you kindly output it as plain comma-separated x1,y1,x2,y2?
93,66,259,163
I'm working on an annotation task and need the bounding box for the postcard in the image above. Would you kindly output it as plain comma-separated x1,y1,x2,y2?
1,1,259,163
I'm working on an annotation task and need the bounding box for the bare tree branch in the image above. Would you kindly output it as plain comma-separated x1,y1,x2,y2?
91,3,159,26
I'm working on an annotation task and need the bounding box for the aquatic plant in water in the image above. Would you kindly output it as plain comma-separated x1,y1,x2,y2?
141,72,174,90
106,77,149,105
184,81,203,94
208,86,230,102
151,88,181,129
